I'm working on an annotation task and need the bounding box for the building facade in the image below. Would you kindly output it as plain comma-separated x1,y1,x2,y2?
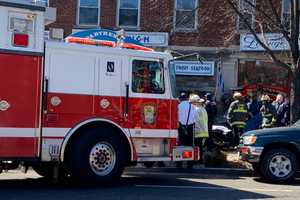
47,0,290,100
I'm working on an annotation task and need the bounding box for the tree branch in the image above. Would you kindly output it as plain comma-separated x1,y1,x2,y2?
267,0,291,42
226,0,292,72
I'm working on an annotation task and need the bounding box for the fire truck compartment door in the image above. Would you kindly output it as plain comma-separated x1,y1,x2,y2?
0,53,42,158
96,56,123,122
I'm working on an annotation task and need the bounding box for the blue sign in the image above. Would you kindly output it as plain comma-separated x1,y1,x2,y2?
68,29,146,47
174,61,215,76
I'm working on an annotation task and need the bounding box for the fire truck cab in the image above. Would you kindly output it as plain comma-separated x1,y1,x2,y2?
0,1,198,182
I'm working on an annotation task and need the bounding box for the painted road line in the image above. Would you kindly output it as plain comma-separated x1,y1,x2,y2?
135,185,294,192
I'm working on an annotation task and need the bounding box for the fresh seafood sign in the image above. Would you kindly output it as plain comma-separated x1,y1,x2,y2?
174,61,215,76
240,33,292,51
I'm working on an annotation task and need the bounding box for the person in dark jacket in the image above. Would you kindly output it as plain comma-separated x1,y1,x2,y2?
272,94,286,127
204,93,217,149
277,97,290,126
204,93,217,133
260,95,277,128
282,99,290,126
247,93,261,117
227,92,249,146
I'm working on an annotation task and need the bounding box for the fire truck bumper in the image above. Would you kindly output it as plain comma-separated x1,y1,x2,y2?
172,146,200,161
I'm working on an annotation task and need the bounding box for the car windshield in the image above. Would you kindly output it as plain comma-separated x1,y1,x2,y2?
294,120,300,126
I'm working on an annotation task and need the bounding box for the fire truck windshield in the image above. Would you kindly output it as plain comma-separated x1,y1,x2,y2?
169,62,177,97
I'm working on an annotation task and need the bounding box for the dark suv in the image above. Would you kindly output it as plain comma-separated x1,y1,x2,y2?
239,120,300,183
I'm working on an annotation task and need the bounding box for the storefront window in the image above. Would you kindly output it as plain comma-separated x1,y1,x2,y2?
132,60,165,94
78,0,100,26
238,0,256,32
118,0,140,27
175,0,197,30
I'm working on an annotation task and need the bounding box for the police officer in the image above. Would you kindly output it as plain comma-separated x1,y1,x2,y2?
260,95,277,128
227,92,249,146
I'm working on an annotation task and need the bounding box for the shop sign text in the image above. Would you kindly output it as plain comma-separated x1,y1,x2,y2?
126,32,169,47
174,61,214,76
240,33,292,51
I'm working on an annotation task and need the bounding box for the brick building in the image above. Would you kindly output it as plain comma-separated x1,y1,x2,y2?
46,0,290,99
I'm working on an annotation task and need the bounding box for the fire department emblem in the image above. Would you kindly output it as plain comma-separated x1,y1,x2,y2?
143,104,156,124
100,99,110,109
51,96,61,107
0,100,10,111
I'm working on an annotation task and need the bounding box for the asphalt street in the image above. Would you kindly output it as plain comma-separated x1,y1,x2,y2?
0,168,299,200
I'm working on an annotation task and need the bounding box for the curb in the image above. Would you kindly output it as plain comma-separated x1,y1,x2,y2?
125,167,253,177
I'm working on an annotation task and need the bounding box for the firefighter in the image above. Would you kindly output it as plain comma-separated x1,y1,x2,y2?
260,95,277,128
190,94,209,164
227,92,249,146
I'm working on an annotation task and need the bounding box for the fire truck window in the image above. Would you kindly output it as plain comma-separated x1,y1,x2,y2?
132,60,165,94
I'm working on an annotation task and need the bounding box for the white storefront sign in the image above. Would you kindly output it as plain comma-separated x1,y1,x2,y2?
174,61,215,76
240,33,291,51
126,32,169,47
72,29,169,47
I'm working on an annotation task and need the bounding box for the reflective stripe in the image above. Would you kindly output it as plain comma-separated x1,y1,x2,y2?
195,131,209,138
263,113,273,117
231,121,246,127
263,124,273,128
233,109,248,113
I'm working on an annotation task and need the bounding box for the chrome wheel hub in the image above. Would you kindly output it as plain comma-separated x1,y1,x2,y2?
89,142,116,176
269,155,292,178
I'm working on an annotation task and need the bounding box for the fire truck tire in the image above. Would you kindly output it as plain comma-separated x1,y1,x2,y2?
67,127,126,183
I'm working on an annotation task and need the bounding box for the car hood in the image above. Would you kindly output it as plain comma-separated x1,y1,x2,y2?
244,126,300,137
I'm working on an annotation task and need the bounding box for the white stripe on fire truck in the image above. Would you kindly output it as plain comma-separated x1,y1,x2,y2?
43,128,178,138
0,128,37,137
42,128,71,137
0,128,178,138
130,129,178,138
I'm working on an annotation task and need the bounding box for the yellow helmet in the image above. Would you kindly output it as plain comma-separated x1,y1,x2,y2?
261,95,271,101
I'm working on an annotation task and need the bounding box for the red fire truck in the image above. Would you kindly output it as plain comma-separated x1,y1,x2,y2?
0,1,198,182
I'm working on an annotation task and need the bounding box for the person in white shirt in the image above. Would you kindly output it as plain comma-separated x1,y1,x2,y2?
177,92,197,146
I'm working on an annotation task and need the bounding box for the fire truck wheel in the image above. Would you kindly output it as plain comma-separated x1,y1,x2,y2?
67,127,126,183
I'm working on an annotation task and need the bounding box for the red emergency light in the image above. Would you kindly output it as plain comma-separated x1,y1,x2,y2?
182,150,193,159
13,33,29,47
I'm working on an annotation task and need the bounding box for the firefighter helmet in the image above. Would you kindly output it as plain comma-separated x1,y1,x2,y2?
261,94,271,101
233,92,242,99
